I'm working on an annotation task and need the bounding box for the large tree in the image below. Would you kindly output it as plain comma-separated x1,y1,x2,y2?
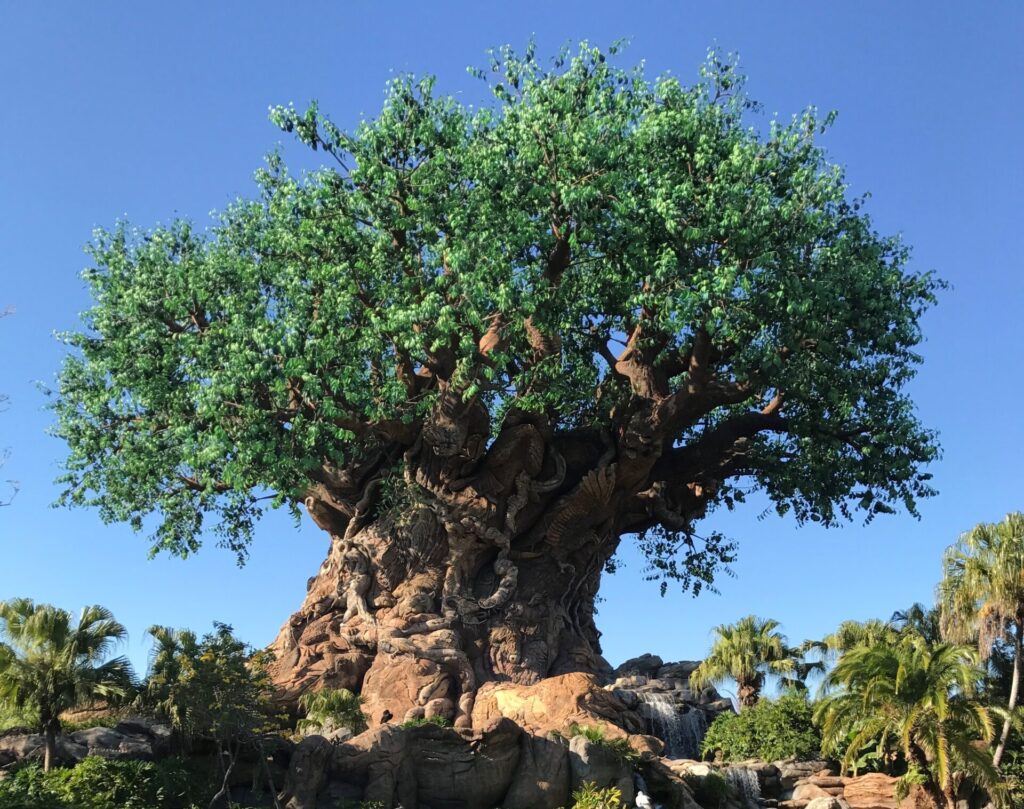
939,512,1024,767
53,45,939,727
0,599,133,771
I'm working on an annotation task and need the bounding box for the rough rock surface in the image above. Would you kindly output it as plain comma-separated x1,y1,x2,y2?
569,734,635,805
605,657,730,759
0,718,171,770
327,718,523,809
842,773,938,809
279,735,334,809
472,671,643,737
805,798,852,809
501,732,571,809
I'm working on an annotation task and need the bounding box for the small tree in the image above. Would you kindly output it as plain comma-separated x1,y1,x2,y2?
0,599,133,771
690,615,795,708
939,512,1024,767
142,623,281,809
140,625,200,741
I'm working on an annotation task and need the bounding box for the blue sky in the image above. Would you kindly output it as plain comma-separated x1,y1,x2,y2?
1,2,1021,687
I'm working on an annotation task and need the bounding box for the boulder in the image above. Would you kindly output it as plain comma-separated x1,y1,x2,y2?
69,726,154,760
639,758,703,809
569,734,635,805
502,733,571,809
806,798,852,809
774,760,836,791
795,782,838,801
471,671,643,737
0,733,88,767
614,654,665,677
656,662,700,681
842,773,940,809
279,735,334,809
326,717,523,809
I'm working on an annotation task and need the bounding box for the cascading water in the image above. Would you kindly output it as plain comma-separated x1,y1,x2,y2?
637,692,707,759
724,766,762,809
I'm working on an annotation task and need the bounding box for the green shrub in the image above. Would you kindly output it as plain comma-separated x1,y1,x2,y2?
567,724,638,763
0,701,38,732
398,714,450,729
683,771,733,809
571,780,622,809
0,757,206,809
701,691,820,762
297,687,368,736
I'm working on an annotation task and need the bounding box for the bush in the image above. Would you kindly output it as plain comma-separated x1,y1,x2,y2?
0,757,206,809
398,714,450,729
701,691,820,762
571,781,622,809
567,724,638,763
297,687,368,736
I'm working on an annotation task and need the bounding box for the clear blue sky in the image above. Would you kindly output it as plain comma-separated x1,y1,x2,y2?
1,2,1021,684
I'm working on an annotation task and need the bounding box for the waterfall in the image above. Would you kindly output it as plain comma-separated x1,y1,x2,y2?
637,692,707,759
724,767,761,809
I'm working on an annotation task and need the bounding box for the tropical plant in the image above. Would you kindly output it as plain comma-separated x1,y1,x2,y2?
141,622,282,808
567,723,639,763
297,687,367,736
570,780,622,809
701,690,820,762
0,756,204,809
0,599,134,771
890,602,943,645
690,616,796,708
814,639,1000,809
938,511,1024,766
52,41,940,707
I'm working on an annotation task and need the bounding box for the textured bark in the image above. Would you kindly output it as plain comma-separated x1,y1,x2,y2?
268,393,720,726
43,722,56,773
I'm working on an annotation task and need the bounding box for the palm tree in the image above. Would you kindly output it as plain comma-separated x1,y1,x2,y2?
938,512,1024,767
890,602,943,645
690,615,795,709
141,625,199,739
814,639,999,809
0,598,134,770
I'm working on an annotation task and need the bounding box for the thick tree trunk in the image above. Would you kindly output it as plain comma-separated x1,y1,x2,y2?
269,507,614,728
268,398,714,727
993,624,1022,768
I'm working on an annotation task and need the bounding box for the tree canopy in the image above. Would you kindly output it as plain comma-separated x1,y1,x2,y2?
53,44,939,575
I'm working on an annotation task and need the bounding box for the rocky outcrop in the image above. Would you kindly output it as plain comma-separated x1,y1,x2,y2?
277,712,707,809
841,773,937,809
606,657,730,759
501,732,571,809
472,671,644,737
0,718,171,770
669,760,941,809
569,734,635,805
